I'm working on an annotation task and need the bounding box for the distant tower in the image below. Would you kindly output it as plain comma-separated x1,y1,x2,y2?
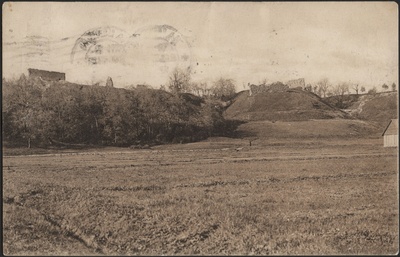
106,76,114,87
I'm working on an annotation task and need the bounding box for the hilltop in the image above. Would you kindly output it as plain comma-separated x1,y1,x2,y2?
224,89,348,122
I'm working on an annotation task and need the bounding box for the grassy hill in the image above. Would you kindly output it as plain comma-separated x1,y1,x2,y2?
224,89,348,122
324,91,398,129
221,89,391,142
152,118,382,150
234,119,381,140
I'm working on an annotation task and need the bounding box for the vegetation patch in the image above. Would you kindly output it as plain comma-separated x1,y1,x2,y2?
3,140,398,255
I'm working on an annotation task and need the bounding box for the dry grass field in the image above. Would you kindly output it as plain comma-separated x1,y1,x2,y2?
3,134,398,255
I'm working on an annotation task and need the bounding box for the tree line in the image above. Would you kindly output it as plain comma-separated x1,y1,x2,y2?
302,78,397,98
2,72,239,148
300,78,397,109
165,67,237,101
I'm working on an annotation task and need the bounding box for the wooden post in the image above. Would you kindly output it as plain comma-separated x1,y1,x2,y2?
249,137,258,147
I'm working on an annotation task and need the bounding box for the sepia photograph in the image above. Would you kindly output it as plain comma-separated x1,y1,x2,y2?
2,1,399,255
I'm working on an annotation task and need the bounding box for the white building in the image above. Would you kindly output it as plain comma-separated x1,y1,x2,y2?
382,119,398,147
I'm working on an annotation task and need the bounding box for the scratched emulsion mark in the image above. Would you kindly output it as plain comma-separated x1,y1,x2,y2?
132,24,194,73
70,25,194,73
7,35,51,64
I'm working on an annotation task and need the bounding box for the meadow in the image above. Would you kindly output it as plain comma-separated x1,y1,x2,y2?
3,136,398,255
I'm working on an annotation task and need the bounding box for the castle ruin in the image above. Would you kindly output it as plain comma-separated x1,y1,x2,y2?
28,68,65,81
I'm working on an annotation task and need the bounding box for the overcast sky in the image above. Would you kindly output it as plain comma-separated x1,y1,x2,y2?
3,2,398,89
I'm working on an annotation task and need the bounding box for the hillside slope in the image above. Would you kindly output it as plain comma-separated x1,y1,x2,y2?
224,89,347,122
234,119,381,140
324,92,398,128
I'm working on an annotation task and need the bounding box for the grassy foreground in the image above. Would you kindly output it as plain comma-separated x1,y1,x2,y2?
3,138,398,255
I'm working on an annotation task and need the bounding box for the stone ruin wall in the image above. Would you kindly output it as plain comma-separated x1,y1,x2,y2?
286,78,305,89
28,68,65,81
249,82,288,96
249,78,305,96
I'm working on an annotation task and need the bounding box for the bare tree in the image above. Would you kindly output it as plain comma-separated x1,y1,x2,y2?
332,82,350,96
351,84,359,95
211,78,236,100
168,67,191,94
382,83,389,91
332,82,350,108
313,84,318,94
368,86,377,95
317,78,330,97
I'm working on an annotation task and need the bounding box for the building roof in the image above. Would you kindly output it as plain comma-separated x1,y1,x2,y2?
28,68,65,81
382,119,398,136
28,68,65,75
